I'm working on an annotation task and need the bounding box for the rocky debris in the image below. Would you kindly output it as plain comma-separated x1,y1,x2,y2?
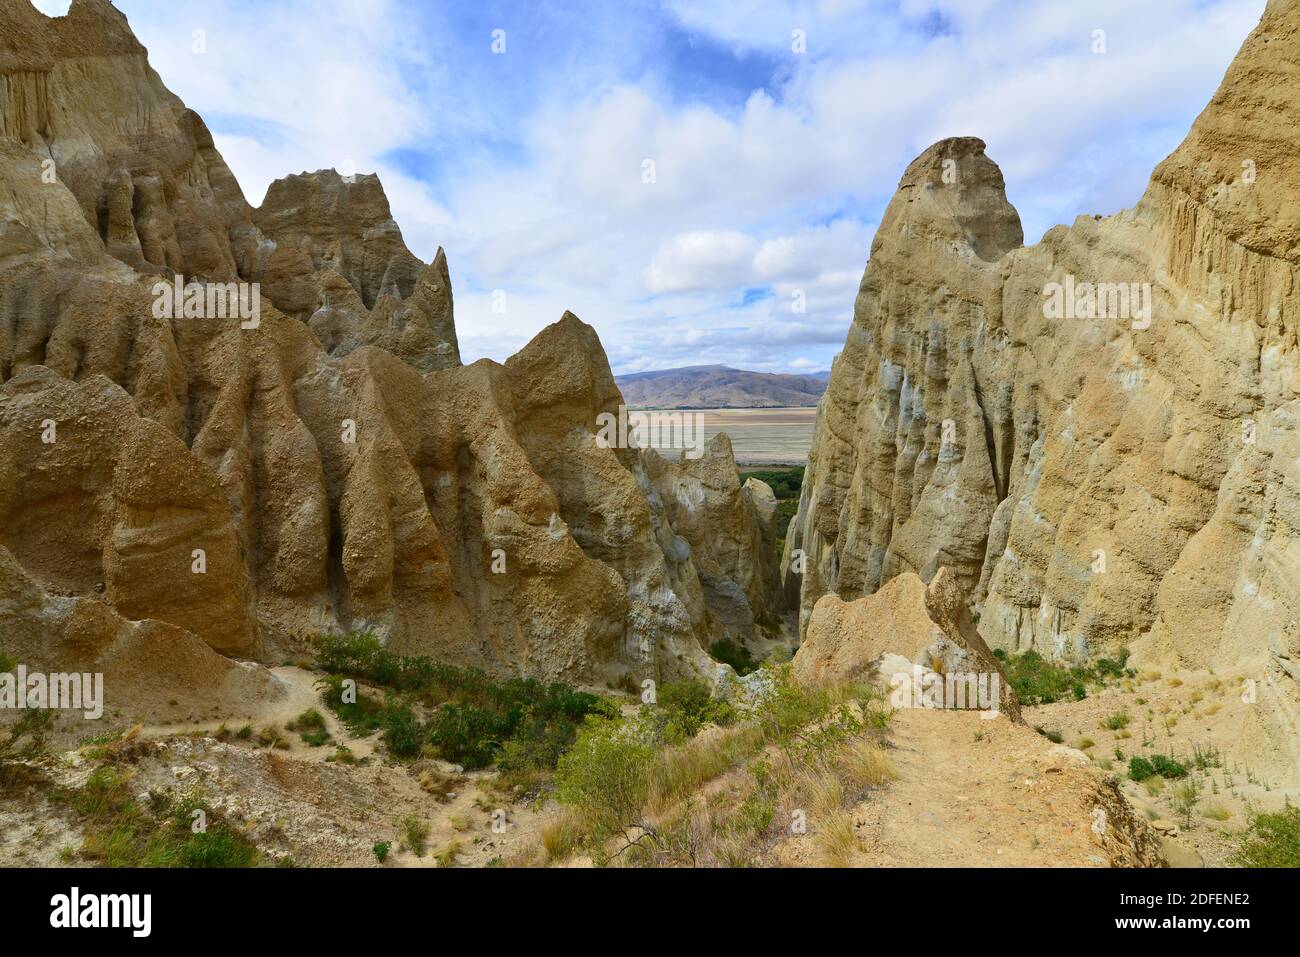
784,2,1300,780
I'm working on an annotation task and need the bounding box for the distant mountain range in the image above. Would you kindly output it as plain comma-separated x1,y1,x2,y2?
615,365,829,408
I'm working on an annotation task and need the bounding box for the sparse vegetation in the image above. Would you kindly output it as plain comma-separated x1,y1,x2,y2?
315,632,616,770
401,814,429,857
993,647,1134,705
1232,802,1300,868
1034,726,1064,744
546,661,894,866
70,767,260,867
287,708,330,746
1101,710,1130,731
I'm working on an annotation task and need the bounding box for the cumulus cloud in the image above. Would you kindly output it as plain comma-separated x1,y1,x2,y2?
110,0,1264,374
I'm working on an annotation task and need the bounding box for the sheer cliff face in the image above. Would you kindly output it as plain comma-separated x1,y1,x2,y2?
787,1,1300,767
0,0,782,693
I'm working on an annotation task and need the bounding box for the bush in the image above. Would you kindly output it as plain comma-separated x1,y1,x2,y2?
1102,711,1130,731
315,634,616,770
1129,754,1186,782
1233,803,1300,868
654,680,736,740
373,841,391,863
426,704,509,770
994,648,1132,705
1128,757,1155,782
556,716,655,844
380,705,425,760
1149,754,1188,779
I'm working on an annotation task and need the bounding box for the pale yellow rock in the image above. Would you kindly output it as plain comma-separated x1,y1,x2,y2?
786,0,1300,777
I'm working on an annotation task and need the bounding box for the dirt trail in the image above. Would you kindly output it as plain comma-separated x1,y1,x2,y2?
841,709,1155,867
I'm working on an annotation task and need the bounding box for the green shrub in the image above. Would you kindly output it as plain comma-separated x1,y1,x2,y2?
994,648,1131,705
556,715,655,844
1129,754,1186,781
999,650,1085,705
1128,756,1155,781
426,704,509,769
1102,711,1130,731
378,705,424,760
1150,754,1188,779
315,633,616,770
654,680,736,740
316,674,386,734
372,840,391,863
287,708,326,732
1233,803,1300,868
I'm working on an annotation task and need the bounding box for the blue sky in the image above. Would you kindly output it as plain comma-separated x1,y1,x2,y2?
39,0,1265,373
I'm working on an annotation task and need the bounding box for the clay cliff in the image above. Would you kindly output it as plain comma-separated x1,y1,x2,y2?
0,0,784,707
785,0,1300,777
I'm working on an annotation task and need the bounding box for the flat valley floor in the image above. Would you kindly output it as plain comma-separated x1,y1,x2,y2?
639,407,818,465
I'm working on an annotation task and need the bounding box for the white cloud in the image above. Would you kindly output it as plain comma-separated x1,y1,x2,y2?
110,0,1265,375
646,231,759,294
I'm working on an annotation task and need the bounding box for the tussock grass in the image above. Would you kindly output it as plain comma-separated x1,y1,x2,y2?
646,723,764,815
538,809,584,863
401,814,429,857
810,809,861,867
838,739,896,789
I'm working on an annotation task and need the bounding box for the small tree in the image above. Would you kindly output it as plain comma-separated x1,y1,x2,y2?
555,715,655,855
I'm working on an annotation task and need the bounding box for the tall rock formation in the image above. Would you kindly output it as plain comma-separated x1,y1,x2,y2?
786,0,1300,776
0,0,782,706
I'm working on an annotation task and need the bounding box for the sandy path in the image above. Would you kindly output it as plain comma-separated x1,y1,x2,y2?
847,709,1137,867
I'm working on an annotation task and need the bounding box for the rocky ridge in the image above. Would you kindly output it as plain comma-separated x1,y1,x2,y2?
0,0,785,713
784,0,1300,781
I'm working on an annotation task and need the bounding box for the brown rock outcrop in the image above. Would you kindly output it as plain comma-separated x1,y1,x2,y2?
0,0,781,711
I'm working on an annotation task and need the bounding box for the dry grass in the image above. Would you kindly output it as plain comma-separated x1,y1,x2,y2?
810,809,862,867
434,840,461,868
838,738,897,789
645,723,764,815
537,808,584,863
